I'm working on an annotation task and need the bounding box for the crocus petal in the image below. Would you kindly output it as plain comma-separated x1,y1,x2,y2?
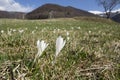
37,40,40,48
55,36,66,57
36,40,48,58
62,40,66,49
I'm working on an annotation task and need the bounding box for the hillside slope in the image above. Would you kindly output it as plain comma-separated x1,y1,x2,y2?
26,3,97,19
0,10,25,19
0,18,119,79
112,13,120,23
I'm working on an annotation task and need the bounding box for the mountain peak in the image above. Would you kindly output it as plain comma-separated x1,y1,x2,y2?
26,3,97,19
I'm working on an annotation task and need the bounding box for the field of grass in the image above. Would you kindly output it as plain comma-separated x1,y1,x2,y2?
0,17,120,80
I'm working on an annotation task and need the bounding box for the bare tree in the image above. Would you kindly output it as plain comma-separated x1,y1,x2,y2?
97,0,120,18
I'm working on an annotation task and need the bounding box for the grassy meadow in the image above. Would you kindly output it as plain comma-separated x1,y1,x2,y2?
0,17,120,80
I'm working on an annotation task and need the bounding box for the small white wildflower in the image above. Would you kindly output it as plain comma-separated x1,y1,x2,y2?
12,29,16,32
53,29,56,33
88,30,91,34
66,32,69,36
41,29,44,32
67,37,70,40
19,29,24,33
8,30,12,36
77,27,81,29
1,30,4,33
36,26,38,29
37,40,48,57
55,36,66,57
34,40,49,63
32,30,35,34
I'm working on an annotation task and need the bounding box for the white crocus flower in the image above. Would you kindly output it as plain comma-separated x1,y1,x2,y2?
53,29,56,33
66,32,69,36
8,30,12,36
1,30,4,33
37,40,48,57
32,30,35,34
34,40,48,63
55,36,66,57
19,29,24,33
12,29,16,32
88,30,91,34
77,27,81,29
67,37,70,41
35,26,38,29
